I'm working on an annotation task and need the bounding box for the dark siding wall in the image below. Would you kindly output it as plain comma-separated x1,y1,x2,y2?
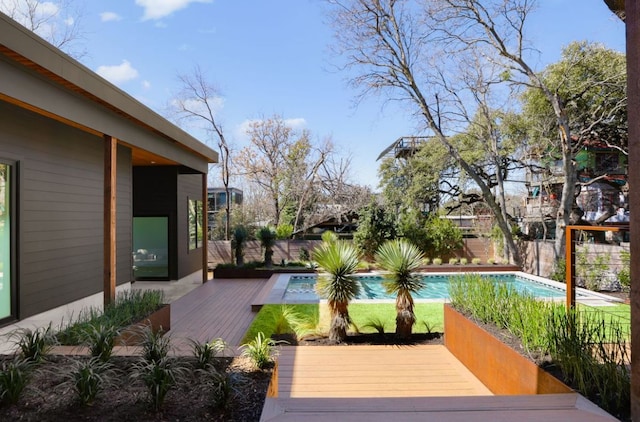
177,174,203,278
133,167,178,279
0,102,106,318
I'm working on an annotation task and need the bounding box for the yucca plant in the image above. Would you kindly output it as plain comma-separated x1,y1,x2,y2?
320,230,339,245
257,226,276,267
0,357,32,405
240,332,277,370
375,239,424,340
312,240,361,343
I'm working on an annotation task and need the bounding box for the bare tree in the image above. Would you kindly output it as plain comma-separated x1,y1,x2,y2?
171,66,233,240
328,0,524,264
0,0,86,58
236,115,334,231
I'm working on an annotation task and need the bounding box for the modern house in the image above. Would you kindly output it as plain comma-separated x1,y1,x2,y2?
0,13,218,327
206,187,243,235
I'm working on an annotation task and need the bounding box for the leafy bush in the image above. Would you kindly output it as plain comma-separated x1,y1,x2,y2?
423,215,463,257
459,258,468,265
353,202,398,260
138,326,171,364
618,249,630,289
275,224,294,240
448,258,458,265
472,258,482,265
432,258,442,265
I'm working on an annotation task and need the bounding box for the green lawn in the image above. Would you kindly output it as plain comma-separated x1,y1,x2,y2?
242,302,444,344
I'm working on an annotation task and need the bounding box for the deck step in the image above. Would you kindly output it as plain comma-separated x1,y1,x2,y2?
260,394,616,421
251,274,280,311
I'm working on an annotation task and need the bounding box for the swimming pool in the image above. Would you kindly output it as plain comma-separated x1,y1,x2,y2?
269,271,617,304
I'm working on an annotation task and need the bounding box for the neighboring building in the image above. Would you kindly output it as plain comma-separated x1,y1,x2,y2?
0,13,217,326
206,187,243,234
523,139,628,238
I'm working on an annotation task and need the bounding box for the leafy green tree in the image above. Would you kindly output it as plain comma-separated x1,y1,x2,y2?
423,215,463,258
520,41,627,241
312,241,361,343
353,202,398,260
275,223,294,240
375,240,425,339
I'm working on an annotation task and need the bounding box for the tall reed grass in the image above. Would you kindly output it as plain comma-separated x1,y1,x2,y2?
449,273,629,420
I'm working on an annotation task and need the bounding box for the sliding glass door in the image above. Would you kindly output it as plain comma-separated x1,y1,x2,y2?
133,216,169,279
0,163,11,320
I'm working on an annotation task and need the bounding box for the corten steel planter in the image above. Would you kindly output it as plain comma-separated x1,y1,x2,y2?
116,304,171,346
444,304,572,395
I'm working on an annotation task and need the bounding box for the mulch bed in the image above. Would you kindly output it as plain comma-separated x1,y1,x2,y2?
0,355,271,422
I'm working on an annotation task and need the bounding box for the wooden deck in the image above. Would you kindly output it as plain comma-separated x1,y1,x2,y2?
262,345,617,422
272,345,491,398
168,277,271,355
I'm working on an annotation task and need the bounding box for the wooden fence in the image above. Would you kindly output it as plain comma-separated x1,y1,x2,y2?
208,237,494,266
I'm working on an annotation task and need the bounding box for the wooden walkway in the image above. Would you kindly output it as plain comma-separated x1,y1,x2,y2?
168,277,272,355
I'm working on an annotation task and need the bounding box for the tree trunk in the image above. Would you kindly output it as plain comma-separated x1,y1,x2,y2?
395,292,416,340
329,301,350,343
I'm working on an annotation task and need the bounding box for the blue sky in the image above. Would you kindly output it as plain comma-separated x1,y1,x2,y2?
14,0,627,189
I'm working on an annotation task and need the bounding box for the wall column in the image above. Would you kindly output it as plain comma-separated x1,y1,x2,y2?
626,2,640,419
202,173,208,283
103,135,117,307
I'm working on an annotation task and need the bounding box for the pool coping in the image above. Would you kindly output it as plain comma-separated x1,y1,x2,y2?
262,271,625,306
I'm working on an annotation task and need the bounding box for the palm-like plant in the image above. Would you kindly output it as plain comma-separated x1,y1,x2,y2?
375,239,425,340
312,241,360,343
257,226,276,267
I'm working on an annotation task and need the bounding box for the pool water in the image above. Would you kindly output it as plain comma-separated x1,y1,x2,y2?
283,273,575,301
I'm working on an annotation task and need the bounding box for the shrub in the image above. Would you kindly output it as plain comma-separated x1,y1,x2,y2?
362,317,386,334
432,258,442,265
80,323,119,362
240,332,277,370
275,224,294,240
472,258,482,265
66,357,113,406
0,358,32,405
11,325,55,363
448,258,458,265
138,326,171,364
133,357,185,412
422,257,431,265
298,247,310,262
190,338,228,370
459,258,468,265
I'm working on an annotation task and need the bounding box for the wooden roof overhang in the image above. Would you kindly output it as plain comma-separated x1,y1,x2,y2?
0,12,218,170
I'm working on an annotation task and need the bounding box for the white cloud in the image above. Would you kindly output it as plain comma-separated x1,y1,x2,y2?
285,118,307,130
96,60,139,85
142,80,151,89
100,12,122,22
135,0,212,21
236,117,307,142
